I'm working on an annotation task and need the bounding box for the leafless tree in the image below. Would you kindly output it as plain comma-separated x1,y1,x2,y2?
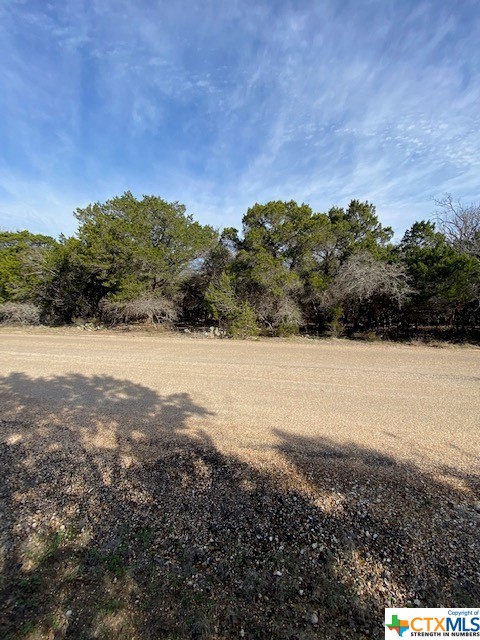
100,296,178,325
327,252,412,308
0,302,41,325
434,194,480,258
271,297,303,334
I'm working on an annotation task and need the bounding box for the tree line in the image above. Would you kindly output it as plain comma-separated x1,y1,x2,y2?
1,192,479,340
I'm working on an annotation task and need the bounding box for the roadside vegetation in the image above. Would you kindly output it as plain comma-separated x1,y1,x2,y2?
1,193,479,341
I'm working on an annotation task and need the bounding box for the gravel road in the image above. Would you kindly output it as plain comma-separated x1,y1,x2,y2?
0,329,478,473
0,329,479,639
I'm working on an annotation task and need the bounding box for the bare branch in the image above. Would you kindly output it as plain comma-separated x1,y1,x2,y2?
434,194,480,257
100,297,178,325
327,252,412,308
0,302,41,325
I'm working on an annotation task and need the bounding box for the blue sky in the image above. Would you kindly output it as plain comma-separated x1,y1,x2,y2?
0,0,479,238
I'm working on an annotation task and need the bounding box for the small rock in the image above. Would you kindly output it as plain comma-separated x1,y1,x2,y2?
240,630,245,638
66,610,73,618
414,598,421,606
311,613,319,625
299,589,304,596
311,542,318,549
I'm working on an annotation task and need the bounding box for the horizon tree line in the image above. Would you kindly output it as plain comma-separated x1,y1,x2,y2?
1,192,479,341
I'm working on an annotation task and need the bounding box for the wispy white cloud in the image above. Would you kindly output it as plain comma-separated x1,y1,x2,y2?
0,171,81,236
0,0,479,237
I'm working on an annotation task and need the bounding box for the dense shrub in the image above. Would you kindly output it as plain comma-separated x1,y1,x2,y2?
230,302,260,339
100,296,178,325
0,302,41,325
325,304,345,337
272,298,302,336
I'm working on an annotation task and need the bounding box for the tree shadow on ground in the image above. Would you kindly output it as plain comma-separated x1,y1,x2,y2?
0,372,213,456
0,373,478,640
273,430,480,617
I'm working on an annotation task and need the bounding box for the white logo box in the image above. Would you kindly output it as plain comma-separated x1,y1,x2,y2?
385,607,480,639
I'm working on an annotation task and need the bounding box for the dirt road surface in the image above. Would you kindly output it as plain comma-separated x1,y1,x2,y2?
1,329,479,639
0,329,478,473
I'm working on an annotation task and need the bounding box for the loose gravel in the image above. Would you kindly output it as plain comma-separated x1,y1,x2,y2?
0,329,478,639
